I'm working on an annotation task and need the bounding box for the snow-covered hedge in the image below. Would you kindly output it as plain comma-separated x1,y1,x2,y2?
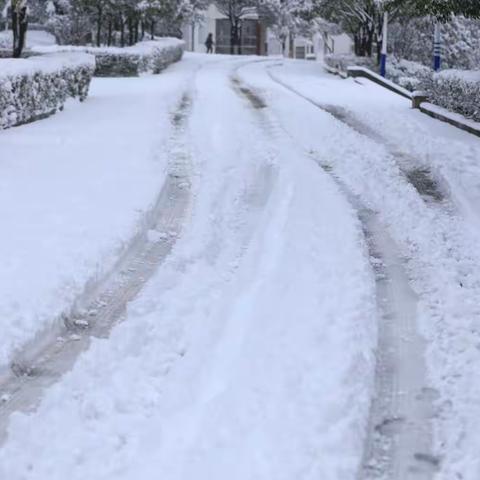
33,39,184,77
422,70,480,123
0,53,95,129
325,53,429,91
386,58,430,91
325,53,480,123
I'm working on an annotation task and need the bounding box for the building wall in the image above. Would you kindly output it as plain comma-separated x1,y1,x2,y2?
182,4,221,53
324,33,353,56
288,32,353,61
182,5,265,55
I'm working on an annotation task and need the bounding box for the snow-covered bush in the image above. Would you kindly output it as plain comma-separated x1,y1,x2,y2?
386,58,431,91
0,52,95,129
33,39,185,77
422,70,480,123
390,16,480,70
325,53,431,92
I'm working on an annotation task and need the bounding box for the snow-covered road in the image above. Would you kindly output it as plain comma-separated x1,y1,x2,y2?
0,54,479,480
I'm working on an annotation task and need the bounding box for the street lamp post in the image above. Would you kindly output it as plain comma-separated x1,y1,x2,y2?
380,11,388,77
434,23,441,71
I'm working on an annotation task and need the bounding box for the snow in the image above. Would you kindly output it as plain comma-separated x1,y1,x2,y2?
0,55,199,368
1,53,480,480
31,39,185,76
262,59,480,480
0,29,56,49
32,38,185,56
420,101,480,134
0,54,377,480
0,52,95,76
347,66,413,98
438,68,480,83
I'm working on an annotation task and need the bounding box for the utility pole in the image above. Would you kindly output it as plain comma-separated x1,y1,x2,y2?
433,23,441,71
380,11,388,77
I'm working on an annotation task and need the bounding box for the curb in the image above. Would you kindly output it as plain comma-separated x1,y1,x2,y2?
419,102,480,138
346,66,412,99
324,64,480,139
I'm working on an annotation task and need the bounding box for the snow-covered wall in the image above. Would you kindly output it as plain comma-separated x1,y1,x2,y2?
0,53,95,129
33,39,185,77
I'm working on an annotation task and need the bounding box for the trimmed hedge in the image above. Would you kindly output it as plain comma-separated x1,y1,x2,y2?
325,53,430,92
33,39,185,77
421,70,480,123
386,59,430,92
0,53,95,129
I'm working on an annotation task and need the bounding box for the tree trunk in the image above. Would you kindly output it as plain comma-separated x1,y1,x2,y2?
355,24,374,57
230,20,238,54
150,20,155,40
107,20,113,46
96,6,103,47
120,18,125,47
238,21,242,54
288,32,294,58
376,34,382,64
354,34,360,56
128,17,134,46
134,20,139,44
366,28,374,57
12,4,27,58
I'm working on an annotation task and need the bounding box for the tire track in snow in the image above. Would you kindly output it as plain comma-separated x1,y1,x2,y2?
0,89,195,443
266,67,450,207
358,210,437,480
320,170,437,480
236,63,437,480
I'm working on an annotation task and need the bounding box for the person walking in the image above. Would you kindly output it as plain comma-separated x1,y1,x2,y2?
205,33,214,54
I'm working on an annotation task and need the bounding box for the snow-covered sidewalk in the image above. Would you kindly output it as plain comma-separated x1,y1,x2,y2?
0,56,198,368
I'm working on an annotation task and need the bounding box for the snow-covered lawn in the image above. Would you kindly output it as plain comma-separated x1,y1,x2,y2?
0,56,197,367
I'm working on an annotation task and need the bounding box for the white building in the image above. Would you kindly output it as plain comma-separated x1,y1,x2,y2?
265,31,353,60
183,4,267,56
182,5,353,60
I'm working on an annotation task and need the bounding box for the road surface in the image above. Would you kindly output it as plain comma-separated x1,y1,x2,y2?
0,53,480,480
